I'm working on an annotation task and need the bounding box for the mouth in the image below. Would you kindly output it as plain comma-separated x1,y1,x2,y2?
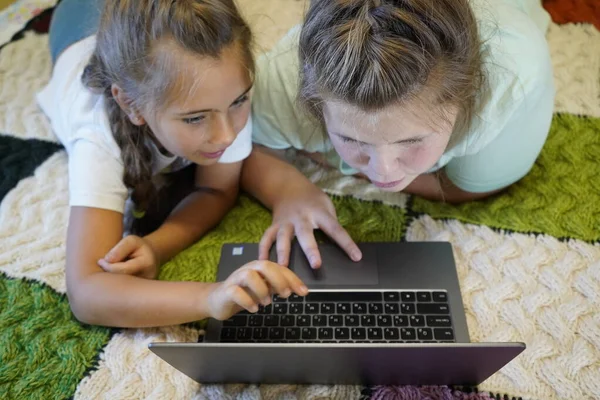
198,150,226,159
371,179,404,189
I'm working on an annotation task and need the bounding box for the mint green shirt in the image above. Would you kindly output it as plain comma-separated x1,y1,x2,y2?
252,0,555,193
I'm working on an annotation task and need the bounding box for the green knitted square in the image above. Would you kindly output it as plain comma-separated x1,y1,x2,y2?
0,275,111,400
159,195,407,282
412,114,600,242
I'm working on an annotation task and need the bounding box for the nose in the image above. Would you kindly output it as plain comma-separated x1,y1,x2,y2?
209,114,236,148
368,147,399,180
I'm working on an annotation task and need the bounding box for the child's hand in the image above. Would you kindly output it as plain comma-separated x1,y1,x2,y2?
259,182,362,269
97,235,159,279
205,260,308,320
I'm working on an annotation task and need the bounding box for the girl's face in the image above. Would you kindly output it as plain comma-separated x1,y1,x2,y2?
322,100,457,191
141,44,252,166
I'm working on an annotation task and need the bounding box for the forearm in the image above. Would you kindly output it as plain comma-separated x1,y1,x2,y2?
403,172,501,203
69,271,215,327
241,147,308,209
144,189,236,264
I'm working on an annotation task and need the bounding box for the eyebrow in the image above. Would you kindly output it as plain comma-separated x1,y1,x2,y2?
176,84,253,116
332,132,427,145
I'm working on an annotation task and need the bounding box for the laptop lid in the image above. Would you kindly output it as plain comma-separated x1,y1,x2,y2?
149,342,525,386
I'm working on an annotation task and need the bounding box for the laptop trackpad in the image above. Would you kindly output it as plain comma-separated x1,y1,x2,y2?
290,244,379,287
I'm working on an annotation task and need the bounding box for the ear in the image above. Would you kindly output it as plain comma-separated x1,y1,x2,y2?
111,84,146,126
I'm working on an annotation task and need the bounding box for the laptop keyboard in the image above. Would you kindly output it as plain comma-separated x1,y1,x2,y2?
218,291,455,343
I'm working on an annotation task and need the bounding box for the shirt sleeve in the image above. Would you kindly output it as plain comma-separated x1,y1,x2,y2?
68,137,128,213
251,25,330,153
444,77,555,193
218,114,253,163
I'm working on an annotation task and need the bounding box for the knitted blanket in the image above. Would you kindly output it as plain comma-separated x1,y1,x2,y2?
1,1,599,399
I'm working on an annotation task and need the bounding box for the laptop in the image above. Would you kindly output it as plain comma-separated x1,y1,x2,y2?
150,241,525,385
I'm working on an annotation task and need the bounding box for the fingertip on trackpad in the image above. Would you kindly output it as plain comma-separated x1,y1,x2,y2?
291,244,379,286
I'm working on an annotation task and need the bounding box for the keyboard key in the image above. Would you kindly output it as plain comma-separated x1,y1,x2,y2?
329,315,344,326
335,327,350,340
352,303,367,314
417,328,433,341
313,315,328,326
377,315,392,326
426,316,452,327
368,327,383,340
345,315,360,326
273,295,287,303
417,292,432,302
305,303,319,314
351,327,367,340
305,292,382,302
223,315,247,327
432,292,448,302
321,303,334,313
237,327,252,340
401,303,416,314
264,315,279,326
409,315,425,327
289,294,304,302
369,303,384,314
289,303,304,314
297,315,311,326
384,328,400,340
400,328,416,341
302,328,317,340
269,328,285,340
319,328,334,340
274,304,288,314
434,328,455,341
253,327,268,340
401,292,416,302
258,304,272,315
384,292,400,302
281,315,295,326
393,315,409,326
337,303,351,314
248,315,263,327
384,303,399,314
417,303,450,315
361,315,376,326
286,327,301,340
220,328,236,340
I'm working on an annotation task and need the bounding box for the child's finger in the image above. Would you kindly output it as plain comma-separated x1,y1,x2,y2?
248,261,292,298
104,236,141,263
275,224,294,266
294,222,322,269
228,285,259,313
235,269,271,305
97,258,146,275
318,214,362,262
278,266,309,296
258,225,278,260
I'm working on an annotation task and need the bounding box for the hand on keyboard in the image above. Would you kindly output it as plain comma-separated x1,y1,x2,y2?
206,260,308,321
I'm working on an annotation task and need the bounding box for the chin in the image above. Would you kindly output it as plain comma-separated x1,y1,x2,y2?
366,177,413,193
191,157,220,166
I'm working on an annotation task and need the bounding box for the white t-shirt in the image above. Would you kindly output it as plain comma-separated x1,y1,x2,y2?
37,35,252,214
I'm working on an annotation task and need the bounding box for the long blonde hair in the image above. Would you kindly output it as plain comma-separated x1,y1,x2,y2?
82,0,254,212
298,0,484,144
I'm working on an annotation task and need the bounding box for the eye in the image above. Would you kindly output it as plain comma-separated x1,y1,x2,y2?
231,94,249,108
183,115,206,125
339,136,357,143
